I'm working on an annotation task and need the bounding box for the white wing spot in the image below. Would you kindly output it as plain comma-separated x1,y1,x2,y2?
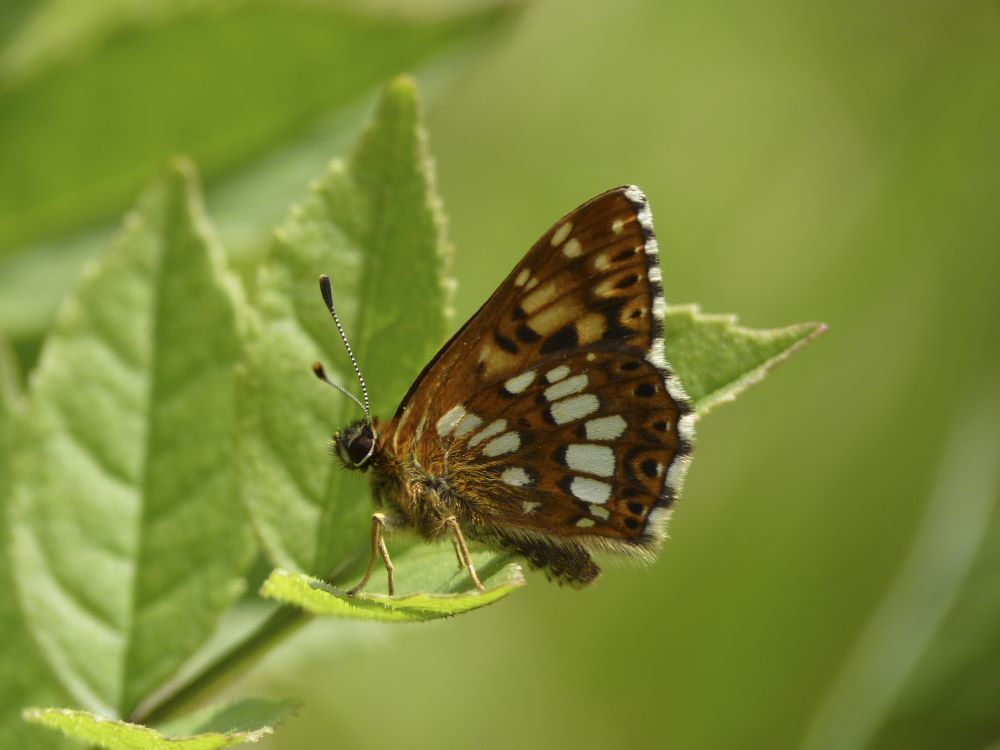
678,412,696,442
623,186,656,235
566,444,615,477
612,218,624,235
551,221,573,246
523,500,542,514
501,467,532,487
591,505,611,520
469,419,507,447
637,205,653,232
550,394,600,425
645,237,659,256
544,374,588,402
436,405,466,437
664,372,690,403
514,268,531,286
624,185,646,206
570,477,612,504
545,365,570,383
504,371,536,394
563,237,583,258
647,341,667,370
576,517,596,528
453,412,483,439
667,456,691,488
483,431,521,457
586,353,596,362
648,266,662,283
645,506,671,541
584,415,627,440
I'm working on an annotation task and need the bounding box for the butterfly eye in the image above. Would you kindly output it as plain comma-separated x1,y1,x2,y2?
334,421,376,469
348,431,374,466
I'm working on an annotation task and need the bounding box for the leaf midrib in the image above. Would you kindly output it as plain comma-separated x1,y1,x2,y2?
119,186,177,717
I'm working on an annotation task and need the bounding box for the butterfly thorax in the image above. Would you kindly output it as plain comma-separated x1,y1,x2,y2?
334,416,470,538
366,431,483,540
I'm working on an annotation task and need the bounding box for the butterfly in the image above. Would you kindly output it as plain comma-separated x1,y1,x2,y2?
313,185,695,595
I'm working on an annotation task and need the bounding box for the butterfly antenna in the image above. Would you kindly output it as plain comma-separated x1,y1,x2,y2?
314,274,371,425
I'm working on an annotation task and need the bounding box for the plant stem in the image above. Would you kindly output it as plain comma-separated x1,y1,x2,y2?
131,604,311,726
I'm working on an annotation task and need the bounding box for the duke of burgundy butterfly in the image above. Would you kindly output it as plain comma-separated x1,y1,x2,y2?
312,186,695,595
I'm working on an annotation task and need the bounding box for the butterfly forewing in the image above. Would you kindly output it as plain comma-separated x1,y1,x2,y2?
382,186,694,553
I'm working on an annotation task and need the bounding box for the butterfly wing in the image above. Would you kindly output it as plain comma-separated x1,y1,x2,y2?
383,186,694,554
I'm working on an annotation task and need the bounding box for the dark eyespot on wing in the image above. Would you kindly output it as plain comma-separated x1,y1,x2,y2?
495,331,518,353
540,323,579,354
516,324,542,343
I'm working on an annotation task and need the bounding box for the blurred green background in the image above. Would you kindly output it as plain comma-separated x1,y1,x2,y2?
2,1,999,748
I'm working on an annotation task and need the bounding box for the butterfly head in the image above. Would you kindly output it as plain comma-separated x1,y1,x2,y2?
333,419,378,470
314,274,379,470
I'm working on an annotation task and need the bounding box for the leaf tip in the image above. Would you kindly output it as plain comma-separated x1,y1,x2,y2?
374,74,423,128
791,320,829,353
386,73,419,98
162,155,201,190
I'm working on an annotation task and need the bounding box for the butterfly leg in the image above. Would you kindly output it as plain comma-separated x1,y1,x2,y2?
378,535,395,596
348,512,396,596
445,517,485,592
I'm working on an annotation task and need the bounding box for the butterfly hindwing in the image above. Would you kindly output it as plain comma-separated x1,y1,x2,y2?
443,349,691,552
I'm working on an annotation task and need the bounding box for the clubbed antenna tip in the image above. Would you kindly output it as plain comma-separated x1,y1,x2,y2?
315,275,371,425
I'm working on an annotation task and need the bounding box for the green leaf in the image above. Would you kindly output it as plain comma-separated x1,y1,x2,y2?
155,697,300,739
23,700,296,750
9,161,256,717
261,548,525,622
0,0,519,257
0,0,519,339
664,305,826,416
0,336,72,749
238,76,452,577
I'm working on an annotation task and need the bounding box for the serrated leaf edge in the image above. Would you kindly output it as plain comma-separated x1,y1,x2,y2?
22,706,274,744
